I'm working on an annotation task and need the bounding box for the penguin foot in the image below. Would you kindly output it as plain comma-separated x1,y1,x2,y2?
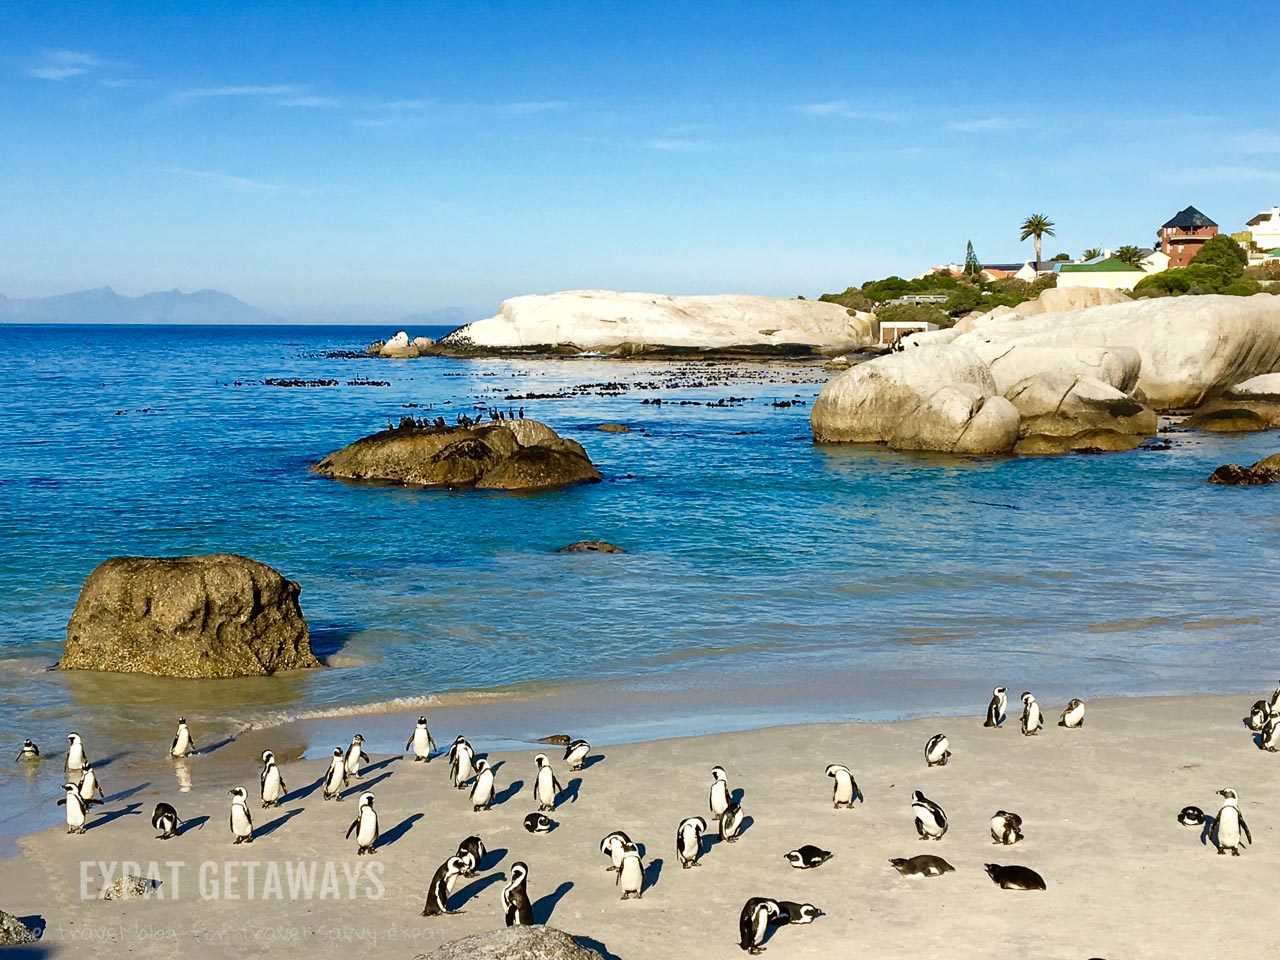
1217,848,1226,855
1232,849,1241,857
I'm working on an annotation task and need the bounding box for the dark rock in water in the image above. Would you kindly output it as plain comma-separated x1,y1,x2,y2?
557,541,625,554
537,734,572,746
433,926,606,960
312,419,600,492
61,554,320,679
1208,454,1280,486
0,910,37,945
596,423,631,433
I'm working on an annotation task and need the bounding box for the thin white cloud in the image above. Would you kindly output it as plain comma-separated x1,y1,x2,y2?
797,101,905,123
172,84,308,101
26,49,105,80
502,100,567,114
1160,165,1280,184
946,116,1025,133
276,95,343,108
165,166,281,193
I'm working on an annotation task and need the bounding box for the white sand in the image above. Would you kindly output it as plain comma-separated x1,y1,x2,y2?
3,693,1274,958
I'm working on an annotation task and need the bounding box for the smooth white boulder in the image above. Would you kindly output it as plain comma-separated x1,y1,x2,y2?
439,290,874,351
901,328,961,348
1005,374,1158,454
1225,373,1280,397
966,342,1142,395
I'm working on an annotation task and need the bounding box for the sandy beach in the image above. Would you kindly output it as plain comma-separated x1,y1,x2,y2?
2,692,1275,958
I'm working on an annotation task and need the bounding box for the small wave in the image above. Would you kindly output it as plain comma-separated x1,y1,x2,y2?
0,656,56,677
1087,615,1261,634
238,688,525,731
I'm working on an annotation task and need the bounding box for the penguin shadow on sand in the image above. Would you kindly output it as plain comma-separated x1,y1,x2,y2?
643,858,664,892
102,781,150,805
579,753,606,771
89,802,142,831
730,788,746,805
533,881,573,923
493,779,525,807
178,815,210,835
558,778,584,805
362,756,401,775
377,813,423,849
1200,815,1218,848
480,847,508,871
341,770,394,799
194,736,236,756
256,808,304,839
452,872,504,909
573,937,621,960
282,775,326,804
87,751,129,770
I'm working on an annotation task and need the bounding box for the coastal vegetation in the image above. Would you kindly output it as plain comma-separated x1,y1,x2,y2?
1134,234,1261,298
818,271,1056,326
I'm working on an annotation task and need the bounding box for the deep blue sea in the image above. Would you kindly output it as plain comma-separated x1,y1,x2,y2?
2,322,1279,842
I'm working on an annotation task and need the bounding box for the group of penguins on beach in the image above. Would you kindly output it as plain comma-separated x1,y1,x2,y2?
14,685,1266,954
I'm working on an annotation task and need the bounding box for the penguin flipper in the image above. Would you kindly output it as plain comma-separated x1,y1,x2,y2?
405,737,413,752
1241,816,1253,846
360,751,370,764
346,819,358,839
428,735,437,754
57,798,66,806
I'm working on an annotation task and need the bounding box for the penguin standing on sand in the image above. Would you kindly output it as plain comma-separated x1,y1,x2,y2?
1059,699,1086,728
58,783,95,834
346,792,379,855
984,688,1008,728
1020,692,1043,736
405,717,437,762
260,751,287,807
739,898,780,954
1215,788,1252,855
15,739,39,762
448,737,476,790
600,830,632,871
65,732,87,775
455,836,486,876
470,758,495,811
720,802,745,843
924,734,951,767
344,734,370,779
228,786,254,844
990,810,1023,845
911,790,948,840
532,754,564,812
710,766,731,820
77,763,105,803
825,764,859,808
617,842,645,899
421,856,467,916
1261,715,1280,752
502,861,534,926
171,718,194,758
1249,700,1270,731
323,747,348,801
152,802,184,839
563,739,590,771
676,816,707,868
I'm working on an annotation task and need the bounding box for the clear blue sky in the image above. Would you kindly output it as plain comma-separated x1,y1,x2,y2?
3,1,1278,320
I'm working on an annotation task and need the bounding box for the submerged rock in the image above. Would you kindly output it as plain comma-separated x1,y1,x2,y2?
1208,453,1280,486
557,541,625,554
1006,374,1158,454
432,926,607,960
61,554,319,679
312,419,600,492
596,423,631,433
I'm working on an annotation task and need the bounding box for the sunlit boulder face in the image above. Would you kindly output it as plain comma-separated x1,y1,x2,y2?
1005,374,1158,454
1186,373,1280,432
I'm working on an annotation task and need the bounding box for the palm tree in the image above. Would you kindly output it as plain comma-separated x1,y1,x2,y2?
1019,214,1056,271
1082,248,1102,261
1114,245,1144,267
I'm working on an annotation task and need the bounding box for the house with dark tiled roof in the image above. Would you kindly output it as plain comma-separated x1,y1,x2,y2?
1159,206,1218,267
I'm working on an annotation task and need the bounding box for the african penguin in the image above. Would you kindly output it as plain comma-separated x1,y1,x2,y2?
1215,788,1252,855
65,732,87,774
1020,692,1043,736
911,790,948,840
985,863,1046,890
784,845,832,869
709,766,731,820
502,861,534,927
77,763,105,803
738,898,780,954
1249,699,1271,732
563,738,590,772
984,687,1008,728
470,758,495,811
455,835,486,876
171,717,195,758
405,716,437,762
924,734,951,767
524,812,554,834
676,816,707,868
1177,806,1205,827
616,842,645,899
1261,715,1280,752
448,736,476,789
151,802,184,839
774,901,821,925
1059,698,1086,728
228,786,254,844
344,734,370,779
15,739,39,762
58,782,92,834
323,747,348,800
600,830,632,870
421,856,467,916
345,792,379,855
990,810,1023,845
532,754,564,811
825,763,859,808
720,802,745,843
260,751,287,807
888,855,955,877
1270,682,1280,711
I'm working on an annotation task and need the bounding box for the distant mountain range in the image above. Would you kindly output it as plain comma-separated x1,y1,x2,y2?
0,287,280,325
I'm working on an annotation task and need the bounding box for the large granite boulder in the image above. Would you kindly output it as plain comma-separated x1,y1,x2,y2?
1005,374,1158,454
61,554,319,679
436,290,874,356
1186,373,1280,432
367,330,434,358
0,911,37,945
1208,452,1280,485
312,419,601,492
811,345,1019,454
969,343,1142,395
431,927,606,960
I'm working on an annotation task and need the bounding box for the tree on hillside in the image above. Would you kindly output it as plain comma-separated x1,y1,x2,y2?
963,241,982,277
1019,214,1056,271
1050,253,1070,262
1114,245,1144,267
1191,234,1248,276
1082,248,1102,261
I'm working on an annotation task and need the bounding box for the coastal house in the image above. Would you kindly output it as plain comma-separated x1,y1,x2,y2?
878,319,939,346
1245,206,1280,253
1056,257,1147,290
978,262,1039,282
1159,206,1218,268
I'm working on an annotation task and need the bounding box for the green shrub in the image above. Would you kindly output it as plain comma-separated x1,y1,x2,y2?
1134,263,1260,297
875,302,952,329
1190,235,1248,276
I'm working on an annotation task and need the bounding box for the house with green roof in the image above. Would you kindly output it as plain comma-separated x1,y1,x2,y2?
1057,257,1147,290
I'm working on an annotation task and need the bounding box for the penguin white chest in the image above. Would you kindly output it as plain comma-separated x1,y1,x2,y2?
619,857,643,892
357,811,377,846
231,804,252,836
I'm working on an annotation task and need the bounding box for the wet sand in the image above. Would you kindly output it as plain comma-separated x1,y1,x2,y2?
2,693,1275,958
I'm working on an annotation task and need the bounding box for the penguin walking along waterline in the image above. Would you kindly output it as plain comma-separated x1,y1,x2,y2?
228,786,254,844
924,734,951,767
533,754,564,812
470,758,496,811
346,792,379,855
421,856,468,916
825,763,859,808
911,790,948,840
15,739,39,762
448,736,476,790
1215,788,1252,855
1020,692,1043,736
991,810,1024,845
502,861,534,927
344,734,370,779
455,836,486,877
405,716,437,762
260,751,288,807
65,732,87,775
984,687,1008,728
617,841,645,899
171,717,195,758
710,766,731,820
676,816,707,868
739,898,780,954
1059,698,1086,728
77,763,105,804
323,747,348,801
58,782,96,834
600,830,632,871
720,801,745,843
563,738,590,772
152,802,185,839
